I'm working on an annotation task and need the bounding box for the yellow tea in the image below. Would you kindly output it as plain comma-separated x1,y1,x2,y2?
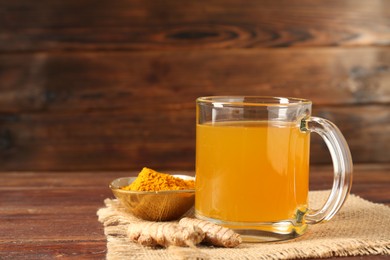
195,121,310,223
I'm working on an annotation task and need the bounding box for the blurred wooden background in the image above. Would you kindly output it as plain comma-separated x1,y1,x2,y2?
0,0,389,171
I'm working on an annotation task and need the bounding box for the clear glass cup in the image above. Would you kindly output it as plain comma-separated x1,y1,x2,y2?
195,96,353,242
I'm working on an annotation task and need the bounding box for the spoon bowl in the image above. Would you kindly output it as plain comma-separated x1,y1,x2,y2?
109,175,195,221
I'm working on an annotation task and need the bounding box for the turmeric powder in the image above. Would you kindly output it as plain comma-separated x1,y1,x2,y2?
121,167,195,191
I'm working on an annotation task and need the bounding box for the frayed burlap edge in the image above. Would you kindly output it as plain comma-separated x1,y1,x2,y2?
97,191,390,260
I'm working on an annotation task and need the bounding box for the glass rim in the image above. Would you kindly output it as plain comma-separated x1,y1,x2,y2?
196,96,312,107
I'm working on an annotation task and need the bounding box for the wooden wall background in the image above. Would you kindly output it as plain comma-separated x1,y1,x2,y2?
0,0,389,171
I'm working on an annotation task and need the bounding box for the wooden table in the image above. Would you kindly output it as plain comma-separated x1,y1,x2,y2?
1,164,389,259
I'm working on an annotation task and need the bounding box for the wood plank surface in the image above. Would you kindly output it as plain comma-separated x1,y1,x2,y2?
0,105,388,171
0,241,107,259
1,48,389,114
0,0,389,51
0,47,389,170
1,0,390,172
0,164,389,259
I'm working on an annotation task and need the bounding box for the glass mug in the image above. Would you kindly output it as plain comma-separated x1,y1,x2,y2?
195,96,353,242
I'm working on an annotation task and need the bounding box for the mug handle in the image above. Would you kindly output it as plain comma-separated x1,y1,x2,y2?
301,116,353,224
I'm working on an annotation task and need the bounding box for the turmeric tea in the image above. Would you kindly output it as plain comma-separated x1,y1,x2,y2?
121,167,195,191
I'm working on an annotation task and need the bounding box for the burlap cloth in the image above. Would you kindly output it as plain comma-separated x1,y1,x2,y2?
97,191,390,259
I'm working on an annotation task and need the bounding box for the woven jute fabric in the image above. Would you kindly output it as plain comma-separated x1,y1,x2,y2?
97,191,390,259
